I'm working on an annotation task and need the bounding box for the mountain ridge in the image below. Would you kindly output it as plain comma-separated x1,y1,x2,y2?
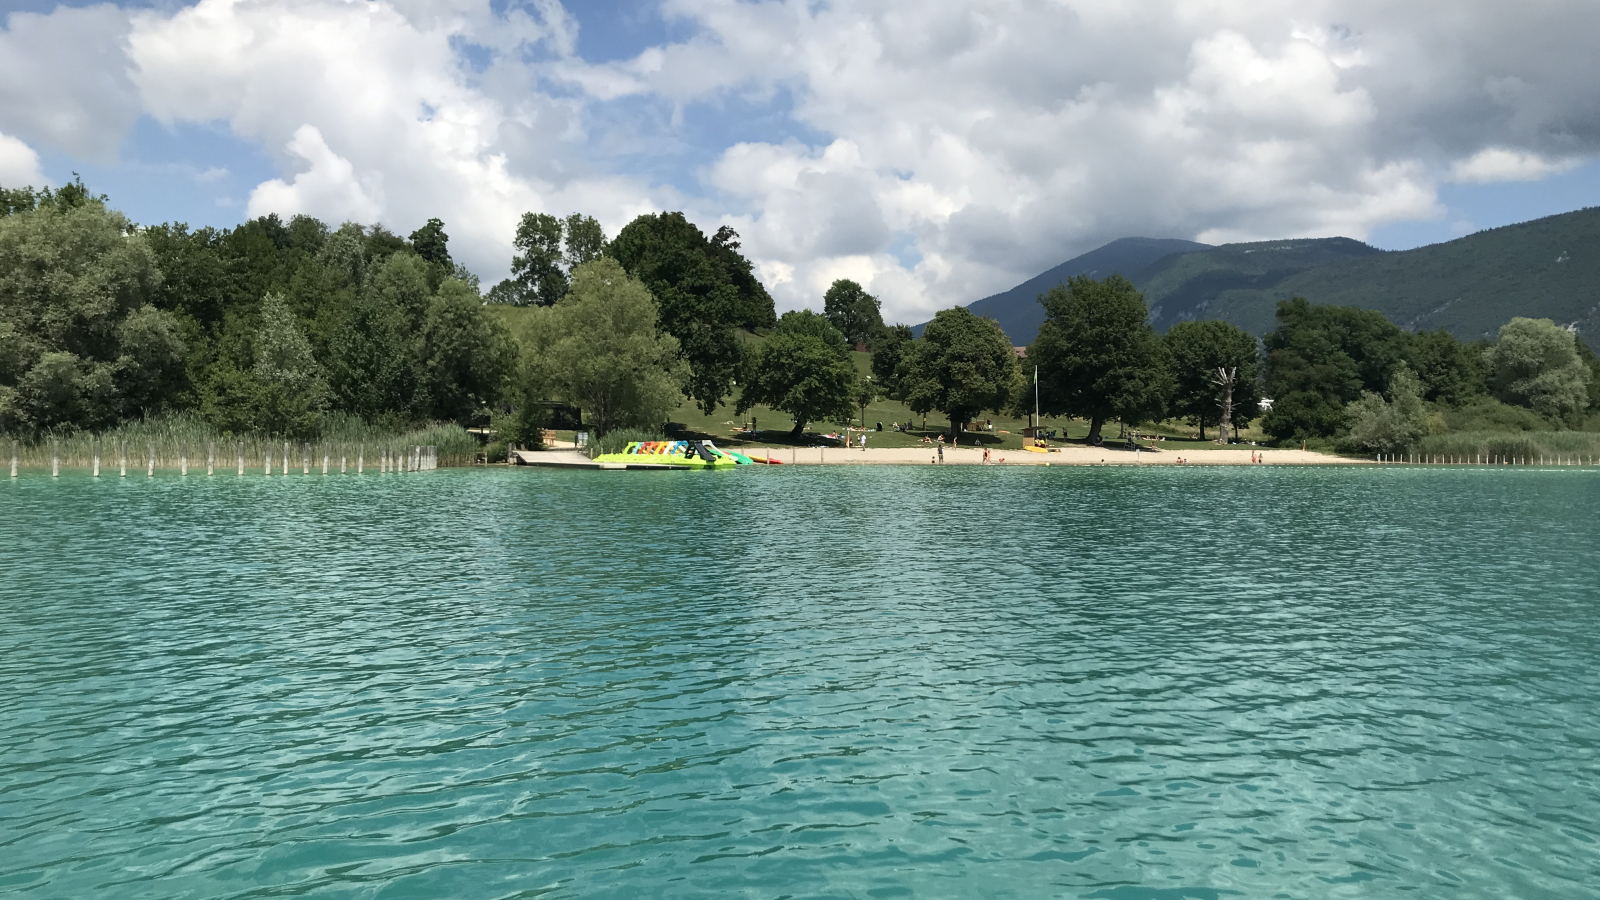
919,207,1600,343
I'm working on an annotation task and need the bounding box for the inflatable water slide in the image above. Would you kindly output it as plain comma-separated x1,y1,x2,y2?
591,440,778,469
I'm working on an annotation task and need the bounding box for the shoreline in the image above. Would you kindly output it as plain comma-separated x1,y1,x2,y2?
740,446,1362,465
553,445,1368,466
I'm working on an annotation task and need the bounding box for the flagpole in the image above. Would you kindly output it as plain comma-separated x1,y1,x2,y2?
1033,365,1039,434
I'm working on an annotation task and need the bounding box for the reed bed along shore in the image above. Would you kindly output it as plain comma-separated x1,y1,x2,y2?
4,414,480,470
1414,430,1600,460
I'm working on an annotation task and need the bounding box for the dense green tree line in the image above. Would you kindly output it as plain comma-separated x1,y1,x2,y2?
1260,299,1595,448
1,184,782,441
0,182,515,438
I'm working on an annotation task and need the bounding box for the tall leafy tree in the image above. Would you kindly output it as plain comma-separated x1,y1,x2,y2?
1261,297,1407,443
738,310,857,436
1404,328,1486,405
1485,317,1591,421
562,214,605,271
708,226,776,329
822,279,884,348
1028,275,1170,443
419,279,516,422
608,212,775,413
367,252,434,332
409,218,452,270
0,193,169,432
520,258,686,435
324,292,417,422
900,307,1019,438
1163,319,1261,439
870,323,914,399
509,212,567,306
251,292,329,437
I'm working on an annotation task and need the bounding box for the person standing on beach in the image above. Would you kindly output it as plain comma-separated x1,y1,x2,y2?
937,444,944,464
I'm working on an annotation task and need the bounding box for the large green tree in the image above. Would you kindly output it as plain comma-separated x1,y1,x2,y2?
870,323,914,399
419,279,516,422
496,212,609,307
1404,328,1486,405
324,292,417,423
408,218,451,270
608,212,774,413
900,307,1019,438
738,310,857,436
1261,297,1408,443
250,292,329,437
507,212,568,306
823,279,885,348
1485,317,1592,422
1163,319,1261,440
0,194,182,432
1028,275,1169,443
519,258,686,435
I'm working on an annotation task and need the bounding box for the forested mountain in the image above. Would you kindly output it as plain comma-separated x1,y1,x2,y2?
940,207,1600,343
921,237,1207,344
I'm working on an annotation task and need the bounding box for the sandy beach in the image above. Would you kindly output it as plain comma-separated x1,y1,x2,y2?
740,445,1364,466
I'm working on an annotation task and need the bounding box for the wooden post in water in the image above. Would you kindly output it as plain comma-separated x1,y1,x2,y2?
92,438,100,477
207,442,215,476
237,441,244,476
180,443,188,476
119,440,127,477
51,438,59,477
322,448,329,475
282,441,290,477
10,440,16,478
265,447,272,476
357,444,364,473
147,445,155,477
301,443,309,475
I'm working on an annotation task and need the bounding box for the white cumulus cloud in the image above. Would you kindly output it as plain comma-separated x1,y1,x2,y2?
1449,147,1582,184
5,0,1600,325
0,131,45,188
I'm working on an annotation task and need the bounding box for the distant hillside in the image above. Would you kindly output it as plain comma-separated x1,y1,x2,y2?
1213,208,1600,339
1138,238,1380,333
930,206,1600,343
915,237,1208,342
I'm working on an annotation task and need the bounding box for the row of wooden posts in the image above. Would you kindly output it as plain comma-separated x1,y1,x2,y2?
1376,452,1596,466
10,440,438,478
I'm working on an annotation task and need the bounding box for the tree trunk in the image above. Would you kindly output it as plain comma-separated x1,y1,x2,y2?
1214,366,1236,445
790,419,806,437
1197,422,1206,441
1087,416,1105,444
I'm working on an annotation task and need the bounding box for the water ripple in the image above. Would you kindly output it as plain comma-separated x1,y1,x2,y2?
1,466,1598,898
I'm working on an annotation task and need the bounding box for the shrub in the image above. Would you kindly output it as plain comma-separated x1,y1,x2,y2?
595,427,666,456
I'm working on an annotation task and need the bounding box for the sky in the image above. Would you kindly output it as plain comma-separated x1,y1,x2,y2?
4,0,1600,325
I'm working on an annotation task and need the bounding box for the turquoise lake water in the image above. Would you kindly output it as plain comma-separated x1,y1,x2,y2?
2,465,1597,898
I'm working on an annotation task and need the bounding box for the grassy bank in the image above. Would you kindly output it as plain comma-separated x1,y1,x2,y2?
3,413,481,469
